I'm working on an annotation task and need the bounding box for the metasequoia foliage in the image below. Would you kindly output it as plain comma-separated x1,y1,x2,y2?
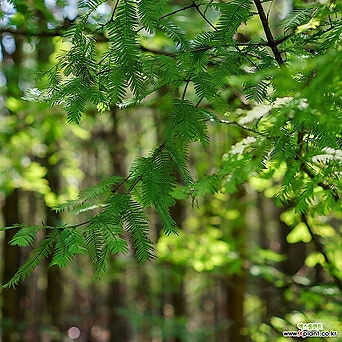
1,0,341,287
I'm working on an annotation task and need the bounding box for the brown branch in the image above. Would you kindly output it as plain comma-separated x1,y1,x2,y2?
253,0,284,65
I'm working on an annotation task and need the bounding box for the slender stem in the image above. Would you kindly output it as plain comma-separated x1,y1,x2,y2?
219,119,266,136
181,79,191,100
193,2,217,31
204,0,214,16
275,32,294,46
73,220,92,228
96,0,120,32
110,0,120,21
139,45,176,56
266,0,274,21
235,45,260,70
195,97,204,108
160,3,196,20
136,3,196,34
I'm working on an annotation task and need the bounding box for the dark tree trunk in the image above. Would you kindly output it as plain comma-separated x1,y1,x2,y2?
1,33,26,342
1,189,26,342
35,7,64,340
276,205,307,315
107,107,131,342
45,175,63,341
223,188,246,342
170,202,186,342
256,194,279,319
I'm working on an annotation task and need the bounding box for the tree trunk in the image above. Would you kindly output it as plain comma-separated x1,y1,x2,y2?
276,205,307,315
45,179,63,341
35,7,64,340
224,188,246,342
170,202,186,342
108,107,131,342
1,189,25,342
1,33,26,342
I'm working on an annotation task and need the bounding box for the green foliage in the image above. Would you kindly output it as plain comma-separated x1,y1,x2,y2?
3,230,58,288
9,226,41,247
1,0,341,292
51,228,87,268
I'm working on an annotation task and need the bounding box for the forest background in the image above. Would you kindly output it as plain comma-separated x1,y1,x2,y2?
0,0,341,341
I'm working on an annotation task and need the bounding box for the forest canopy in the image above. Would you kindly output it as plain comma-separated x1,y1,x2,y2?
0,0,341,341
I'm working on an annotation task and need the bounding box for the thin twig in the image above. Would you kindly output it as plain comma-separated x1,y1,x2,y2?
139,45,176,56
204,0,214,16
160,3,196,20
96,0,120,32
195,97,204,108
182,79,191,100
219,119,266,136
275,32,294,46
235,45,260,70
110,0,120,21
136,3,196,34
266,0,274,21
73,220,92,228
193,2,217,31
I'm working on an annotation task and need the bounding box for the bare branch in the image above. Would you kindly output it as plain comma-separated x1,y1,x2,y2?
253,0,284,65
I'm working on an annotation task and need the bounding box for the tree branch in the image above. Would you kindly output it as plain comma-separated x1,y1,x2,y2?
193,2,217,31
181,79,191,100
253,0,284,65
160,3,196,20
218,119,266,136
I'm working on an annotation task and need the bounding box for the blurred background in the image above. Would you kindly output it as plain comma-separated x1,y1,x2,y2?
0,0,341,341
